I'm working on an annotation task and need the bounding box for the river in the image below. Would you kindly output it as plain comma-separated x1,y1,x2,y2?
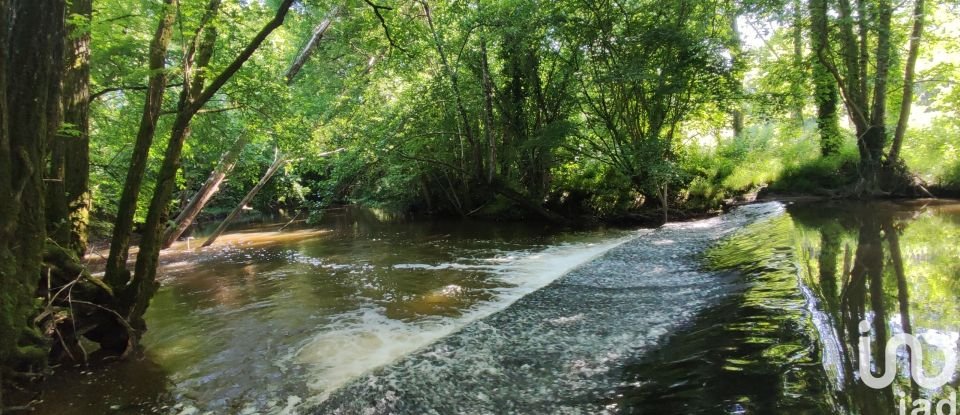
35,201,960,414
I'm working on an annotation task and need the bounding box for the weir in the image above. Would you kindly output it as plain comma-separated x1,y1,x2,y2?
311,203,786,413
35,200,959,414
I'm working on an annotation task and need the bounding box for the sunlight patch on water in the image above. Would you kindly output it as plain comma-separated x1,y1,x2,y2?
194,229,333,251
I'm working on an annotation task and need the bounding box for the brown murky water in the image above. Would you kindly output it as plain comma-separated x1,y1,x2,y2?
35,208,633,414
33,201,960,414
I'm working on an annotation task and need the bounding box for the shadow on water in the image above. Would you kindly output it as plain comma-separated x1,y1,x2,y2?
32,355,172,415
31,202,960,414
34,206,633,414
610,213,835,414
612,200,960,414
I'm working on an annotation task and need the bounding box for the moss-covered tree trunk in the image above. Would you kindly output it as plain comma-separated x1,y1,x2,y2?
808,0,841,157
814,0,905,195
102,0,178,292
888,0,926,164
46,0,92,257
128,0,296,337
0,0,65,399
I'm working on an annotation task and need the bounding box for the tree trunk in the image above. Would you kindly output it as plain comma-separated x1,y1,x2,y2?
421,0,483,184
160,135,248,249
45,0,92,257
480,39,497,184
102,0,178,292
818,0,902,194
809,0,842,156
729,12,744,139
201,154,287,248
285,6,340,85
127,0,296,336
859,0,893,192
790,0,804,125
150,0,222,252
0,0,65,392
660,183,669,224
888,0,926,163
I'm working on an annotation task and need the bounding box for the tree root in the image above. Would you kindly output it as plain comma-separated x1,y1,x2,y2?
838,162,935,199
36,241,137,363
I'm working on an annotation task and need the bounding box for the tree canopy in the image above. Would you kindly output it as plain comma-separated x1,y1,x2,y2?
2,0,960,406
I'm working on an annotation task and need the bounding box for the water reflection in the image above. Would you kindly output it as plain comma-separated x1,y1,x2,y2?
611,200,960,414
611,213,834,414
791,201,960,414
33,202,960,414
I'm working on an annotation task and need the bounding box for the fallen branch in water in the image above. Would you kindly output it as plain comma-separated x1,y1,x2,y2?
279,211,303,231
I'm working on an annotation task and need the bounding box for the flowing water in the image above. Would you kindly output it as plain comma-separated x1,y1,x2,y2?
35,208,636,414
34,201,960,414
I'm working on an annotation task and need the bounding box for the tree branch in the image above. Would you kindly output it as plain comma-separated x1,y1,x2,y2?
189,0,296,114
161,105,242,116
364,0,405,52
285,6,341,84
89,82,184,102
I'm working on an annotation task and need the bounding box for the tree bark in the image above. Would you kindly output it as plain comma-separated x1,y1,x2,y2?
160,135,249,249
102,0,178,292
0,0,66,390
151,0,222,252
816,0,902,194
201,154,287,248
888,0,926,163
127,0,296,336
834,0,867,127
44,0,92,257
285,6,340,85
809,0,842,156
858,0,893,191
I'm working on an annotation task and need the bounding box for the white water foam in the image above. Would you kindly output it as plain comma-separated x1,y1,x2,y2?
290,232,643,408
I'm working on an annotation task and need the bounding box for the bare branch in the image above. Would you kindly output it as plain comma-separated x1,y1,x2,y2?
364,0,405,52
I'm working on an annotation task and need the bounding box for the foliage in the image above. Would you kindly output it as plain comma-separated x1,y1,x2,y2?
72,0,960,229
4,0,960,406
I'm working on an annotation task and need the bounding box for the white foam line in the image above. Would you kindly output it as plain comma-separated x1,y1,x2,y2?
290,231,645,409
